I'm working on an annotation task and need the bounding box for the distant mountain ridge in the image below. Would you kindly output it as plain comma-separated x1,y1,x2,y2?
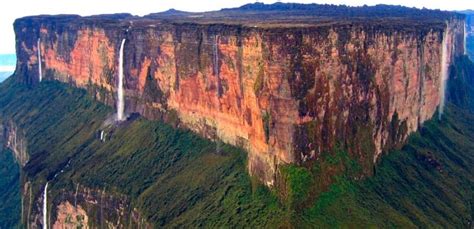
227,2,450,16
144,2,463,23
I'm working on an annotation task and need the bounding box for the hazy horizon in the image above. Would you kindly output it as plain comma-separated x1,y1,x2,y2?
1,0,473,54
0,54,16,82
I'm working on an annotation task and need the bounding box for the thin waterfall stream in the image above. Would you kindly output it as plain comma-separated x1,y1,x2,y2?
117,39,126,121
37,38,42,82
439,25,449,119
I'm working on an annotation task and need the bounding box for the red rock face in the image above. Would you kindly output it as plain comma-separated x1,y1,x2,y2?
43,28,117,89
14,16,465,185
53,201,89,229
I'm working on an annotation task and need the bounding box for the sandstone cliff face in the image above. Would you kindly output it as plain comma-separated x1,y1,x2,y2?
14,14,465,185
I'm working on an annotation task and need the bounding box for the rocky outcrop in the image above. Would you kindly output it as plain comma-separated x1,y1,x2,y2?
21,182,149,228
1,120,29,166
52,185,149,228
13,5,466,185
53,201,89,229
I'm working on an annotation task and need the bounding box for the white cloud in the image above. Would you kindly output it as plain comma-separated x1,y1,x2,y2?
1,0,473,54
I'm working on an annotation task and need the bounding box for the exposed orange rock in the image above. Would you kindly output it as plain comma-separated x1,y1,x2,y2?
42,28,116,90
14,15,466,186
53,201,89,229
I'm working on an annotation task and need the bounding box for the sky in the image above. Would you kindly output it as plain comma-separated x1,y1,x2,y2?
1,0,473,54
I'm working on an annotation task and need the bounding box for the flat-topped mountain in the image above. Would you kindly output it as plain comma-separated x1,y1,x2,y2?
4,3,471,227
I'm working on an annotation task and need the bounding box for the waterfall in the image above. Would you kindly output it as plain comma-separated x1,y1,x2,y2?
74,183,79,207
42,182,48,229
464,21,468,55
117,39,126,121
37,38,42,82
439,27,449,120
213,35,219,77
100,130,104,142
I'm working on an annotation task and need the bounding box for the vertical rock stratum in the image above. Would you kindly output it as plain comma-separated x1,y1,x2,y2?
13,4,465,187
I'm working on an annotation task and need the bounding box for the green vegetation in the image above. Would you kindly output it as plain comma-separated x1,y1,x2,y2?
281,109,473,228
0,56,472,227
0,78,110,184
449,56,474,112
298,103,473,227
253,62,265,95
280,165,312,209
262,111,271,143
67,120,283,227
0,78,283,227
0,148,21,228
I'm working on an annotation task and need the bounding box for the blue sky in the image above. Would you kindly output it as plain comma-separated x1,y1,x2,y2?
1,0,473,54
